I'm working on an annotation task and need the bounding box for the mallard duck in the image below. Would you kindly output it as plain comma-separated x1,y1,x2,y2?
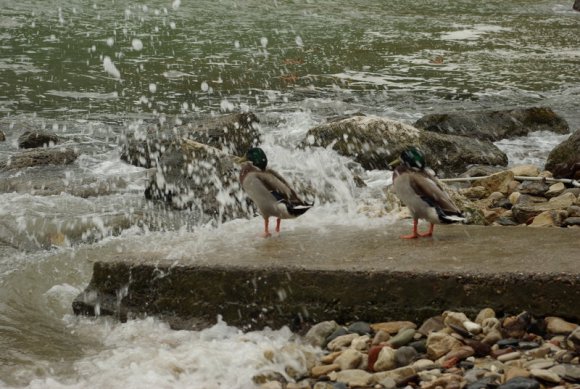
391,147,465,239
239,147,313,237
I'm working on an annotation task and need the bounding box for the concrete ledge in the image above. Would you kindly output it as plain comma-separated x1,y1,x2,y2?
72,224,580,330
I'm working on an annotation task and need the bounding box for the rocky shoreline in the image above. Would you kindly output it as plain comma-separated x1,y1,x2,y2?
255,309,580,389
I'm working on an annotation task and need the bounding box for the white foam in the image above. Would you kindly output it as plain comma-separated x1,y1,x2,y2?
19,316,319,389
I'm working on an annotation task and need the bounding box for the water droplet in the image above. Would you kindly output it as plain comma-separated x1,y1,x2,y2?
132,38,143,51
260,37,268,48
201,81,209,92
295,36,303,47
149,83,157,93
106,37,114,47
172,0,181,10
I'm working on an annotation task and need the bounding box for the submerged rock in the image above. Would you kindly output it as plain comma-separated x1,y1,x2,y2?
0,148,78,171
17,130,60,149
120,112,261,168
301,115,507,176
144,139,250,220
414,107,569,142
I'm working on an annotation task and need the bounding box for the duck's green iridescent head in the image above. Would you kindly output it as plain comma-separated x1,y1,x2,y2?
400,146,426,170
245,147,268,170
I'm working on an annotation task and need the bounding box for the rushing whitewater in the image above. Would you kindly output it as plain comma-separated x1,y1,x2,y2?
1,0,579,387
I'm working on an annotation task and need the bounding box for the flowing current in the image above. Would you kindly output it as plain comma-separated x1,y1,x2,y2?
0,1,578,387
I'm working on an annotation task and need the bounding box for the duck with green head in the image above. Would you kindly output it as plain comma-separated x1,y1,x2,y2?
391,147,465,239
239,147,313,238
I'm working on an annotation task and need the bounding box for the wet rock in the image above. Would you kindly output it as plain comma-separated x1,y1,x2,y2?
258,381,283,389
467,376,499,389
517,180,549,196
409,339,427,354
367,345,384,372
347,321,371,335
414,107,569,142
327,333,358,351
546,182,566,198
325,327,349,346
121,112,261,168
394,346,417,367
461,165,506,178
503,312,532,338
497,338,520,348
505,366,531,381
331,369,372,387
0,147,79,171
445,345,475,362
0,130,5,141
511,194,574,224
421,373,464,389
545,317,578,335
311,363,339,378
497,350,522,362
374,347,397,371
372,366,416,385
575,0,580,11
523,358,556,370
529,210,567,227
375,375,397,389
463,339,491,357
372,330,390,345
510,165,540,177
371,320,416,335
253,370,288,385
529,368,561,384
498,376,540,389
460,186,488,200
564,217,580,227
567,205,580,217
350,335,370,352
545,130,580,179
418,316,445,336
427,332,463,359
475,308,496,325
472,171,514,195
334,349,363,370
567,326,580,353
550,363,580,382
305,321,340,347
18,130,59,149
301,115,507,176
496,216,519,226
387,327,415,348
144,140,250,221
550,192,577,208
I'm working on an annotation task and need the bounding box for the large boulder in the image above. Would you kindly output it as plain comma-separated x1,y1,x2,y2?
145,139,250,221
120,112,261,168
301,115,507,177
18,130,60,149
414,107,569,142
544,130,580,179
0,148,78,171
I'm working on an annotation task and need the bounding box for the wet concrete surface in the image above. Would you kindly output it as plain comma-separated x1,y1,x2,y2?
73,224,580,330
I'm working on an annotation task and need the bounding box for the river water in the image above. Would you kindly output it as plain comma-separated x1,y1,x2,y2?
0,0,578,387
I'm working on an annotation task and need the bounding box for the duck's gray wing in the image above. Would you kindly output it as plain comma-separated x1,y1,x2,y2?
408,171,461,214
